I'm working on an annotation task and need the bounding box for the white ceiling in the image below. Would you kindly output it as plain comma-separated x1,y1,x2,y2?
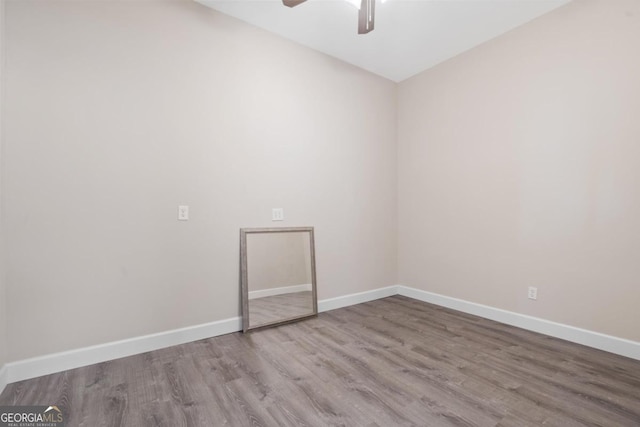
195,0,570,82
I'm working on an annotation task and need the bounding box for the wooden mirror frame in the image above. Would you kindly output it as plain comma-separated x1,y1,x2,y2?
240,226,318,333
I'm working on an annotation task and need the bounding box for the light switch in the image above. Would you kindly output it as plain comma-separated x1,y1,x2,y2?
178,205,189,221
272,208,284,221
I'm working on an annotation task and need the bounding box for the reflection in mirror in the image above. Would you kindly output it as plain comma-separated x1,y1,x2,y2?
240,227,318,332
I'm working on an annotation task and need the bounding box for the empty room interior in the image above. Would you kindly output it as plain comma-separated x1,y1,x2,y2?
0,0,639,425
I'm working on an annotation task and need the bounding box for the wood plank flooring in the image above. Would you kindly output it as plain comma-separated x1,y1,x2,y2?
1,296,639,426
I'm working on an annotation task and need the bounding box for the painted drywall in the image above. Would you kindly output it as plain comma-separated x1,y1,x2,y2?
0,0,6,374
3,0,397,361
247,232,311,292
398,0,640,341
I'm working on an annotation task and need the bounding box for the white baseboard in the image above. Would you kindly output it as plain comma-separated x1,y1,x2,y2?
318,286,398,313
3,284,638,392
0,364,8,396
2,286,398,387
4,316,242,385
248,283,312,300
397,285,640,361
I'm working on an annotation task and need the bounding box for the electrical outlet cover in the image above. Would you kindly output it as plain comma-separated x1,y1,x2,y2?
272,208,284,221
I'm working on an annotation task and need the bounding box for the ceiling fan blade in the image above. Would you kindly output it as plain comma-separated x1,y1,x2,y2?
283,0,307,7
358,0,375,34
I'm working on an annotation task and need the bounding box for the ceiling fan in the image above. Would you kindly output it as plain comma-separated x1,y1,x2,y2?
283,0,376,35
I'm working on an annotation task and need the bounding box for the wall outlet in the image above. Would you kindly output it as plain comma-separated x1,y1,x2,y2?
178,205,189,221
528,286,538,300
272,208,284,221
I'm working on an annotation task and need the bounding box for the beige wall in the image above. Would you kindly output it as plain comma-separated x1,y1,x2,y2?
4,0,397,361
247,232,311,293
0,0,6,371
398,0,640,341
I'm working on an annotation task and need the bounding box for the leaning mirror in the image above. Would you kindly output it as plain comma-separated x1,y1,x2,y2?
240,227,318,332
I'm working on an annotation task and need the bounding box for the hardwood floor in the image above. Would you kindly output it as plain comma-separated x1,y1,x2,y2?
1,296,639,426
